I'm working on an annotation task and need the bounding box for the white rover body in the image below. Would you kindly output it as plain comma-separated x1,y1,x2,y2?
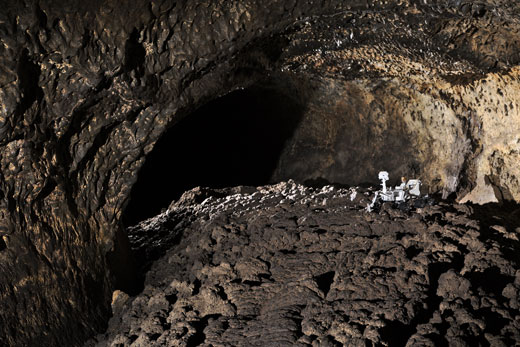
367,171,421,211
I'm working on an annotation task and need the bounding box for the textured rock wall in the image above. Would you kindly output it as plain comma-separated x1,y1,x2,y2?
271,69,520,202
267,5,520,201
0,1,355,345
454,72,520,202
1,0,520,345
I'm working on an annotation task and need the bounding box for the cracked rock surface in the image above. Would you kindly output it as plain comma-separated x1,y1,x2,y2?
90,182,520,346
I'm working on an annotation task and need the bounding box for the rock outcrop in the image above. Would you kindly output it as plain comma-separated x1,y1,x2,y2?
1,0,520,345
90,182,520,346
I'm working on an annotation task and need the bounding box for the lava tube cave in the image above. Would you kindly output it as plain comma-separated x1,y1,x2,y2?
2,1,520,346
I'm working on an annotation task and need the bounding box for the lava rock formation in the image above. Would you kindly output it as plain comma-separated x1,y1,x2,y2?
1,0,520,345
89,182,520,346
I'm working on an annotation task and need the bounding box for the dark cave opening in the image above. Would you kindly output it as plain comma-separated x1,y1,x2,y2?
123,82,304,226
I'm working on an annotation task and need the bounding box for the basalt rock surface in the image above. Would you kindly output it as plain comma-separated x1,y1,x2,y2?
2,0,520,345
89,182,520,346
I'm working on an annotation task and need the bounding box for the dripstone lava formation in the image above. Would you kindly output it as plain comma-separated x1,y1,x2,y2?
1,0,520,346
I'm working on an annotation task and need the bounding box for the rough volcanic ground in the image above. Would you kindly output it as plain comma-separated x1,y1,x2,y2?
88,181,520,346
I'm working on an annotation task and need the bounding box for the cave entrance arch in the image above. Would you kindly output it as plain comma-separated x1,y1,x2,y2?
123,80,305,226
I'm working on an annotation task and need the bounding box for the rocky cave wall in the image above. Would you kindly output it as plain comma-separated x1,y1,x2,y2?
271,71,520,203
1,0,520,345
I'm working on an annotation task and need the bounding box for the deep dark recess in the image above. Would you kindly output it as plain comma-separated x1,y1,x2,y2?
123,83,304,225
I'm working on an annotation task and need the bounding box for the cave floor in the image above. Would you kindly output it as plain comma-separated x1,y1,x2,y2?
88,181,520,346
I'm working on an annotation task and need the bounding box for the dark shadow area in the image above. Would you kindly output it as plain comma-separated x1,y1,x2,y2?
15,49,43,118
476,307,510,336
186,314,222,346
123,81,304,225
465,266,514,295
471,201,520,268
379,320,416,347
314,271,335,297
124,28,146,75
405,245,421,259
